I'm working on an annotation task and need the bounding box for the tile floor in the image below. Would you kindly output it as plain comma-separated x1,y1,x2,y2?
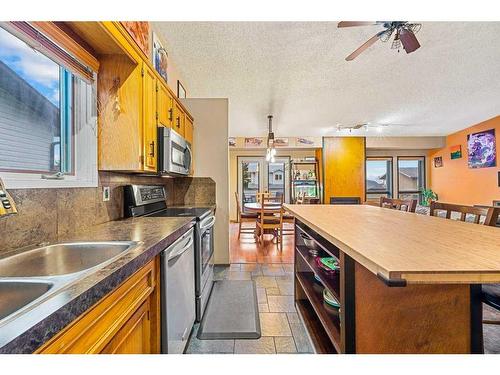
186,265,500,354
186,263,313,354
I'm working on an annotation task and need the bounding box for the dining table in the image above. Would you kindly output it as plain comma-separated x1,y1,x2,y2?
243,202,282,213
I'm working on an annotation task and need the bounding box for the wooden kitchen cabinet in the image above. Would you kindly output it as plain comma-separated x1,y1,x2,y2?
90,21,195,173
173,101,185,137
157,81,173,128
100,300,152,354
36,258,161,354
142,62,158,172
98,56,144,171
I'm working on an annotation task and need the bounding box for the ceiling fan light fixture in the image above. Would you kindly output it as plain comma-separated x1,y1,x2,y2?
266,115,277,163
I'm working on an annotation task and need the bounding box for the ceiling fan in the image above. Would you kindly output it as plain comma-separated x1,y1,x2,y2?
338,21,422,61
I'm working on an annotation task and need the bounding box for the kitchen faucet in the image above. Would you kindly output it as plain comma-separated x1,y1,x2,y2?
0,177,18,217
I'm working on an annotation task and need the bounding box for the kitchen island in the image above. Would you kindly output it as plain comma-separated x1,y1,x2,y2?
284,204,500,354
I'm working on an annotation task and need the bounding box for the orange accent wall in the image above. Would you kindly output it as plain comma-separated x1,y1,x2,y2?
429,116,500,206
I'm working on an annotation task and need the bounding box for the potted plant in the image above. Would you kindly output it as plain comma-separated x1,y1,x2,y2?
421,188,438,206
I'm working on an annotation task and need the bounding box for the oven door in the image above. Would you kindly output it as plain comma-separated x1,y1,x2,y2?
196,215,216,295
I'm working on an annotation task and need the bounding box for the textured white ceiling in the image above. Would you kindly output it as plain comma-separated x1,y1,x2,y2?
154,22,500,137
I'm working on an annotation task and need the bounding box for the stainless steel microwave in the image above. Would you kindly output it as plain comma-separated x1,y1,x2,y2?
158,127,192,176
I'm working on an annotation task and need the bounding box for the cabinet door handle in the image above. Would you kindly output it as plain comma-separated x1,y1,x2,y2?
149,141,155,157
176,116,180,128
168,108,173,122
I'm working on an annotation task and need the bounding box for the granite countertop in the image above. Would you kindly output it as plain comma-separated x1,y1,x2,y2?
0,215,195,354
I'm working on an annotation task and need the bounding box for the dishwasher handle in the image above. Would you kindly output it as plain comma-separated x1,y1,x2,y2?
168,235,194,261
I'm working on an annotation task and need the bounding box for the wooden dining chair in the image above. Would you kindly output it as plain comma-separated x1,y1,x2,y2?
256,194,284,250
379,197,417,213
429,201,500,327
429,201,498,225
235,192,258,239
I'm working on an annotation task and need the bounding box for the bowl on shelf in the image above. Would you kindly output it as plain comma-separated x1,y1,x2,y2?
300,232,319,251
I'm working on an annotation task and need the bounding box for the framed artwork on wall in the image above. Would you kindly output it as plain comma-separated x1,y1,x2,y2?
152,32,168,83
121,22,150,56
274,137,289,147
177,80,186,98
467,128,496,169
434,156,443,168
450,145,462,160
244,137,264,147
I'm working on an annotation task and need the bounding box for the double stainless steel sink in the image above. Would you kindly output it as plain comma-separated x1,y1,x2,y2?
0,241,139,325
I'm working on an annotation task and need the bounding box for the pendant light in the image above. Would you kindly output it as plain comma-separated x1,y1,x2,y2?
266,115,276,163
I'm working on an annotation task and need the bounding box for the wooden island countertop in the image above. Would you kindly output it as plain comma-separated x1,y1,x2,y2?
284,204,500,284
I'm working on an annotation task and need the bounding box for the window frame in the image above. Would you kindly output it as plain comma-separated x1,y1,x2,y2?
0,24,97,189
0,76,97,189
365,156,394,201
396,156,426,203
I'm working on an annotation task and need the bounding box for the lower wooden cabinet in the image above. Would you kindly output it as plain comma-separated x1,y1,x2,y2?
101,300,152,354
36,257,160,354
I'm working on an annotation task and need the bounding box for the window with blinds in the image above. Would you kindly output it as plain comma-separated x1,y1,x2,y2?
0,24,94,175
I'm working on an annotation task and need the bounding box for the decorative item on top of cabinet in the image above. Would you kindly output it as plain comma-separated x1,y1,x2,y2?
157,81,173,128
142,62,158,172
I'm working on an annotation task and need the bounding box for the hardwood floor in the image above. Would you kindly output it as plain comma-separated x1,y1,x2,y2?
229,222,294,264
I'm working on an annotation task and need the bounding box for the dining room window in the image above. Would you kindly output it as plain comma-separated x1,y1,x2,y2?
397,157,425,203
366,157,393,201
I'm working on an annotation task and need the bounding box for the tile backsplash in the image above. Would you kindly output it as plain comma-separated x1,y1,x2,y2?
0,172,215,253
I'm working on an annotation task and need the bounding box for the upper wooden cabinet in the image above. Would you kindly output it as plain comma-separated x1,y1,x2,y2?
157,81,173,128
142,63,157,172
173,101,186,137
81,21,194,173
98,56,144,171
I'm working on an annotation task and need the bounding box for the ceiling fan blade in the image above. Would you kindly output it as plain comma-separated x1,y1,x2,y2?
345,31,387,61
352,123,366,129
338,21,381,28
399,28,421,54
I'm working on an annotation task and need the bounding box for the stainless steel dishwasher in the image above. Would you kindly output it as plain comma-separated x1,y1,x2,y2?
160,227,195,354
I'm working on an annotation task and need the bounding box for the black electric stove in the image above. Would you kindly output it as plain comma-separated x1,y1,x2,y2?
124,184,215,322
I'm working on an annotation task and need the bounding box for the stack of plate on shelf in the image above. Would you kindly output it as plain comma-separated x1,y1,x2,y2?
323,288,340,309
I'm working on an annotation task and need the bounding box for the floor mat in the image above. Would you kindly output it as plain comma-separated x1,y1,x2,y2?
197,280,261,340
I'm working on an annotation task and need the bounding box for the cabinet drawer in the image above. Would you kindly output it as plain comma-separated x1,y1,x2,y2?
36,260,156,354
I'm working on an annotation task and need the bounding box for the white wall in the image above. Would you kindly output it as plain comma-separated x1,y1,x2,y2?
181,98,229,265
366,136,445,150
